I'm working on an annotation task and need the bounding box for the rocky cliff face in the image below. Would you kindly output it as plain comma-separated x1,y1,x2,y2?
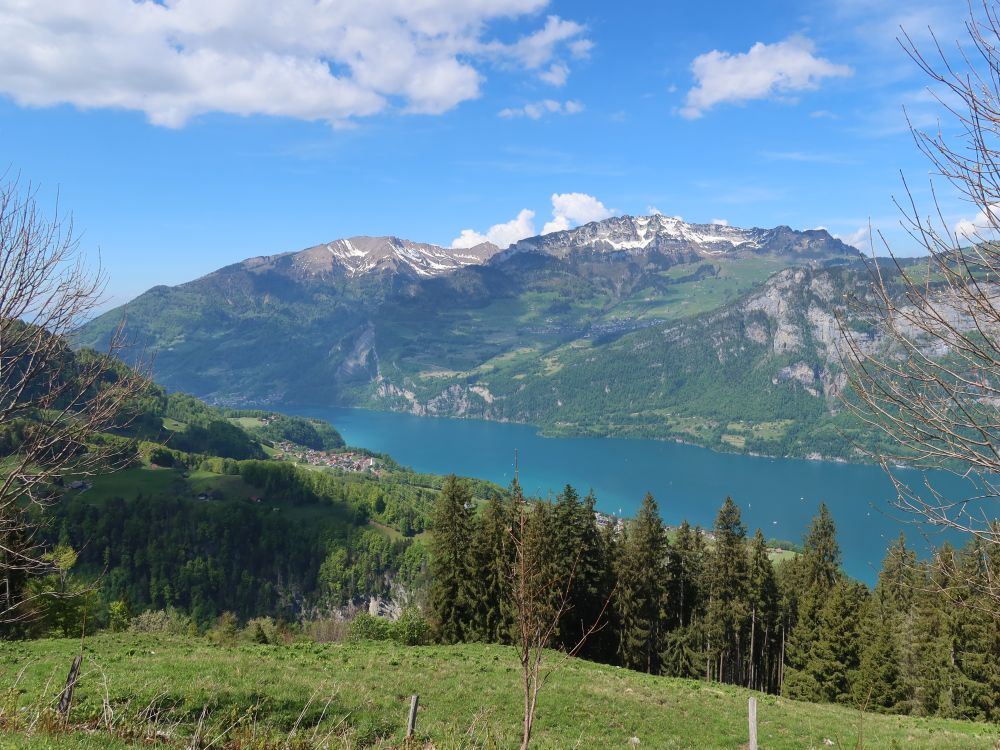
76,214,881,457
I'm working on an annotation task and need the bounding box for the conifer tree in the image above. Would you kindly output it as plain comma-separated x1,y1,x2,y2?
669,520,705,630
567,490,614,661
803,503,840,590
614,493,668,673
747,528,779,692
946,539,1000,721
705,497,749,684
469,494,512,643
857,596,908,712
428,475,474,643
805,580,867,704
661,521,708,679
783,504,842,699
907,543,966,718
864,535,917,711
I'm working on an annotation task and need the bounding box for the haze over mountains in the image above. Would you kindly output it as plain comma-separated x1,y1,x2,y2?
79,214,869,458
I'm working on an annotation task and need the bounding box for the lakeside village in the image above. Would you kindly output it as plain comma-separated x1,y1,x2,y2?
272,440,384,475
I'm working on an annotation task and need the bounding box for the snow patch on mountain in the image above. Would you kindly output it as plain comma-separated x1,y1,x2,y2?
501,214,859,261
318,236,499,278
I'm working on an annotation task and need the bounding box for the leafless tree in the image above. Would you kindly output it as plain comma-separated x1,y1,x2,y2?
839,3,1000,605
0,176,148,624
506,481,611,750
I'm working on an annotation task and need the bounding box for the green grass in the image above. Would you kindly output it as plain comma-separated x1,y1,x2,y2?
77,466,259,506
77,466,183,504
1,635,997,750
228,416,266,429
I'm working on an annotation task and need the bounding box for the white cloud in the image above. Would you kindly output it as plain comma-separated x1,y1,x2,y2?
542,192,614,234
451,191,614,247
711,218,729,226
647,206,663,216
680,35,851,119
498,99,583,119
569,38,594,58
451,209,536,249
836,226,872,250
0,1,590,127
497,15,586,70
538,63,569,86
955,204,1000,241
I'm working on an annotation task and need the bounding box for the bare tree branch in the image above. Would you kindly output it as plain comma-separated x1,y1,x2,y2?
0,175,149,624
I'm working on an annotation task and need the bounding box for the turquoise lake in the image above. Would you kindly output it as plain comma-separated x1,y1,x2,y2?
284,406,967,585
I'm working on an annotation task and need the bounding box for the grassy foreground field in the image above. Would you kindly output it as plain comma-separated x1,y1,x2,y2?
1,635,998,750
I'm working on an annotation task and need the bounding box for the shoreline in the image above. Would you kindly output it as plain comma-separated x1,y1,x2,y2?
271,400,878,471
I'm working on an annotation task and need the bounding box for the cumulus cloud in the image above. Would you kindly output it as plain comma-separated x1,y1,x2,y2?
955,204,1000,241
498,99,584,119
647,206,663,216
451,209,536,249
538,63,570,86
542,192,614,234
497,15,588,70
680,35,851,119
711,218,729,226
0,1,590,127
450,191,614,247
835,226,872,250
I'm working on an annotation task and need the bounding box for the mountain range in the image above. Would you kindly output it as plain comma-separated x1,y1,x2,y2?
79,214,877,458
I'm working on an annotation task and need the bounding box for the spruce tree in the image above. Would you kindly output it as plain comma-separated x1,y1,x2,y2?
803,502,840,590
947,538,1000,721
428,475,474,643
793,580,866,704
704,497,749,684
865,535,917,711
783,503,842,699
469,494,512,643
569,490,614,661
661,521,708,679
857,596,908,712
614,493,668,673
747,528,779,692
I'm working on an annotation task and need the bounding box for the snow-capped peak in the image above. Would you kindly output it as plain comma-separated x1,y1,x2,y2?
501,214,857,260
317,236,499,278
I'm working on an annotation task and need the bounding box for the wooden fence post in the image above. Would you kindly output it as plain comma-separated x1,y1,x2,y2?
406,694,419,739
748,696,758,750
57,654,83,720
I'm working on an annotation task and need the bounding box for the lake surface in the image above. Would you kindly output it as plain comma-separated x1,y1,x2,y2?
284,405,965,585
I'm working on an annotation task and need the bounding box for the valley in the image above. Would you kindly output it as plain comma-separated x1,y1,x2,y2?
281,404,965,586
77,215,877,460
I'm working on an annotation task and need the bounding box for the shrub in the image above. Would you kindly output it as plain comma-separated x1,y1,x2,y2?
348,613,392,642
242,616,279,645
108,600,130,633
210,611,239,645
346,610,431,645
149,446,174,467
129,608,191,635
308,619,351,643
392,608,431,646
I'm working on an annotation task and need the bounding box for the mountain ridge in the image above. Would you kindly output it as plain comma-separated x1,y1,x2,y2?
77,214,871,458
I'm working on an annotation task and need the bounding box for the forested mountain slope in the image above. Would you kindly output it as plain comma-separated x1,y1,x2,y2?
77,215,869,456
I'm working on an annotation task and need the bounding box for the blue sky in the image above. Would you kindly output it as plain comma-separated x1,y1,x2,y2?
0,0,975,304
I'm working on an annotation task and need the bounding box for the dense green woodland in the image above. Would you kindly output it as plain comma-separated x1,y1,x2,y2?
0,358,496,633
2,343,997,729
430,479,1000,722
